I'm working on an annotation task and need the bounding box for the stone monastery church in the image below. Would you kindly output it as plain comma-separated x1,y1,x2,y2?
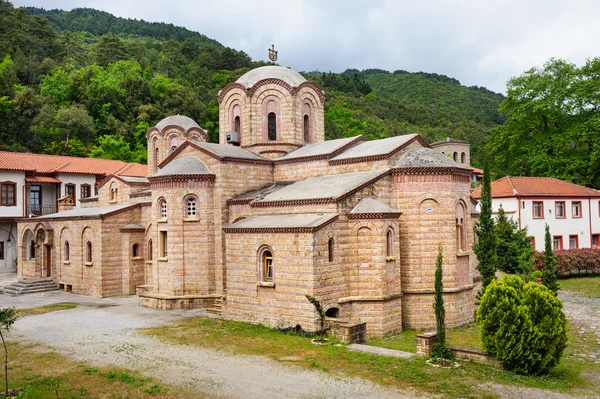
17,66,478,338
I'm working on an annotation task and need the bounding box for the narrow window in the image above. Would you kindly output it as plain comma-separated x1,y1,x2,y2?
303,114,310,142
86,241,92,263
81,184,91,199
260,248,273,282
533,201,543,219
456,218,464,252
30,185,41,215
268,112,277,141
154,147,159,171
569,235,579,249
552,236,562,251
592,234,599,248
64,241,70,261
1,182,16,206
0,241,4,260
147,239,153,260
328,238,334,262
453,152,457,162
555,201,565,218
460,152,465,163
572,201,582,218
159,199,167,219
160,231,168,258
386,229,394,257
132,243,140,257
186,197,197,217
65,184,75,199
234,116,241,133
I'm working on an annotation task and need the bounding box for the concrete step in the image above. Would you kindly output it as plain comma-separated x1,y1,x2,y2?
1,279,58,295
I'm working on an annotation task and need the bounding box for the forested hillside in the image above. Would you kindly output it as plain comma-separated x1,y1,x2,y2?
0,1,503,166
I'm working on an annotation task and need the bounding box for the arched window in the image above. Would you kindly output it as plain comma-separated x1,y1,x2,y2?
258,246,273,282
169,136,179,153
64,241,70,261
453,152,458,162
159,198,167,219
386,228,394,257
304,115,310,143
86,241,92,263
460,152,466,164
328,238,334,262
186,197,197,217
154,147,159,169
456,202,467,252
147,239,153,260
234,116,240,133
325,307,339,318
132,243,140,257
268,112,277,141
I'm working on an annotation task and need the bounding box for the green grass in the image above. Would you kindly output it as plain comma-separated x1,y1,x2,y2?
559,276,600,298
142,317,600,399
18,303,77,316
1,341,204,398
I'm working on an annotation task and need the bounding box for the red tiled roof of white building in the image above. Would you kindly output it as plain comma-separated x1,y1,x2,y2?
472,176,600,199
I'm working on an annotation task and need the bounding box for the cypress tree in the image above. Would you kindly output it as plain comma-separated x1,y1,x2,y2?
432,246,453,360
542,224,559,294
473,155,497,296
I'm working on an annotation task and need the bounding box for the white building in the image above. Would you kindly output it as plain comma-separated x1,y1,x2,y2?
0,151,146,273
473,176,600,252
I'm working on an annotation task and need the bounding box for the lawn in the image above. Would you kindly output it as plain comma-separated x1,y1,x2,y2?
559,276,600,298
0,341,206,399
143,317,600,399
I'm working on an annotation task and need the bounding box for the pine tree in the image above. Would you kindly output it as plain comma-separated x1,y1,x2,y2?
473,155,497,296
495,205,534,277
432,246,453,360
542,224,559,294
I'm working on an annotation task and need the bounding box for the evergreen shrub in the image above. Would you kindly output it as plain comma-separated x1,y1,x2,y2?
476,275,567,375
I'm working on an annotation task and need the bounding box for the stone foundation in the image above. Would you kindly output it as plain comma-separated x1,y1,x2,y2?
139,292,221,310
327,319,367,344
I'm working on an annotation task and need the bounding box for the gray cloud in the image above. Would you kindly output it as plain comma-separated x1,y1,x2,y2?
11,0,600,93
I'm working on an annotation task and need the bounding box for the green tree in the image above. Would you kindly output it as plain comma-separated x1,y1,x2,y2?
1,307,18,397
54,104,97,145
542,224,559,294
0,55,17,97
39,66,71,107
431,246,453,360
473,157,497,295
477,276,567,375
94,33,127,66
495,205,534,276
489,58,600,189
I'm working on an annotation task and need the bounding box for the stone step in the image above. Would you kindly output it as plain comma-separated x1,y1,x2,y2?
1,279,58,295
7,281,56,289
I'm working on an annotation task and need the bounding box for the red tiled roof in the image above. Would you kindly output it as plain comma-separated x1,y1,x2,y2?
25,176,62,184
471,167,483,175
472,176,600,199
0,151,147,177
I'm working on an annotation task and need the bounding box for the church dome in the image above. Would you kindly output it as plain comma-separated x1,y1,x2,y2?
155,115,200,132
236,66,307,88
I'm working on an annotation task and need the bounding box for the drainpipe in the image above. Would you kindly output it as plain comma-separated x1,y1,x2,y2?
589,198,593,248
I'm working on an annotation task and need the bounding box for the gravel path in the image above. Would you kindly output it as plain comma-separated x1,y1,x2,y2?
3,289,424,399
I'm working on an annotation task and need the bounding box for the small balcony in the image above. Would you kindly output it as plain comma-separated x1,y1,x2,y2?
27,204,57,217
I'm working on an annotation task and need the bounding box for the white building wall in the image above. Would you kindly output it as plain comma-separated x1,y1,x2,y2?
56,174,97,208
0,170,26,217
0,222,17,272
487,197,594,252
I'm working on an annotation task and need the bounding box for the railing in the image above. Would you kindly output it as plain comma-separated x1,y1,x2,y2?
27,204,57,217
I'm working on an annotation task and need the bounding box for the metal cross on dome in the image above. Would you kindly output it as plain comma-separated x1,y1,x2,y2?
268,44,278,63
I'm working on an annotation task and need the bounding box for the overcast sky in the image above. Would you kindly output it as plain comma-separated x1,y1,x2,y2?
11,0,600,93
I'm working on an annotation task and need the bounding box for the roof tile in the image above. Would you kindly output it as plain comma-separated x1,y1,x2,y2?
472,176,600,199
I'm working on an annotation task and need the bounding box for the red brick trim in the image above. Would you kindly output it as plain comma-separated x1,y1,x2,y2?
158,141,273,168
119,227,145,233
296,81,326,103
391,167,471,177
217,83,248,103
258,150,289,156
247,78,294,97
273,136,366,165
347,212,401,219
145,125,209,141
224,215,338,234
150,179,214,190
329,135,430,166
251,198,336,208
242,142,303,148
97,174,150,190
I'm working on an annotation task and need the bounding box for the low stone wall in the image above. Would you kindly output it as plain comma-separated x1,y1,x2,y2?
139,292,220,310
416,331,498,365
327,319,367,344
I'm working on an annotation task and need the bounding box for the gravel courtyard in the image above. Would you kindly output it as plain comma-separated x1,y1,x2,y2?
1,273,598,399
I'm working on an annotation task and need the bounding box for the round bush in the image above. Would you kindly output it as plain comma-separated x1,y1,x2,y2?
476,275,567,375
